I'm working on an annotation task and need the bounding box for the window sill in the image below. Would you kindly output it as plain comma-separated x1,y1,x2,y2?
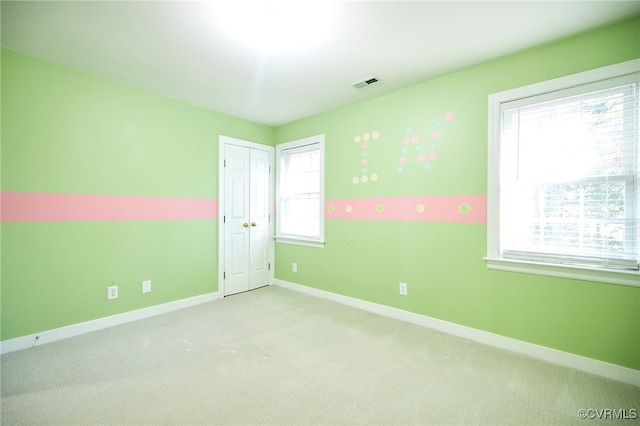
484,257,639,287
275,236,325,248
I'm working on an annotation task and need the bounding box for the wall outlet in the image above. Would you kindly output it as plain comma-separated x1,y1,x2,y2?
108,285,118,300
399,282,408,296
292,263,297,272
142,280,151,293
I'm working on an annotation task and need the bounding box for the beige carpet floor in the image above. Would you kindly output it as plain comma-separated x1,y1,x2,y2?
1,285,638,425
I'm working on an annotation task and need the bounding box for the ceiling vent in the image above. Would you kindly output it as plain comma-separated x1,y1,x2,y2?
352,76,380,89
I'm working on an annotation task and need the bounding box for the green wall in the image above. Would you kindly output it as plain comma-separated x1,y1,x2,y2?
274,17,640,370
2,17,638,372
1,48,274,340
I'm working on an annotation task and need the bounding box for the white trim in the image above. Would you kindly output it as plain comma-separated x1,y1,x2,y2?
0,292,219,355
485,257,640,287
218,135,276,297
487,59,640,285
275,236,325,248
275,134,325,246
274,279,640,388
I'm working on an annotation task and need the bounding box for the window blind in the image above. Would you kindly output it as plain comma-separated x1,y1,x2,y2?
279,143,321,239
499,79,639,271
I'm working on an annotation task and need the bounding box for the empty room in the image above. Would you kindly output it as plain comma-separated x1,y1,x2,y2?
1,1,639,425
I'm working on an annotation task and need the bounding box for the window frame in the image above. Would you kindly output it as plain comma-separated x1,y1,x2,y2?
275,134,325,248
486,59,640,287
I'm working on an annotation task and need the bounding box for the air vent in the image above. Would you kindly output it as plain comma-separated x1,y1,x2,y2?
352,76,380,89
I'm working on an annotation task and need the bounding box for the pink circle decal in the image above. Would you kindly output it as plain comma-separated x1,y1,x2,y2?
402,137,410,145
399,157,407,165
372,131,380,139
411,134,418,143
362,158,368,166
445,113,455,121
363,142,369,149
418,153,426,162
354,135,361,143
432,130,441,139
428,152,437,161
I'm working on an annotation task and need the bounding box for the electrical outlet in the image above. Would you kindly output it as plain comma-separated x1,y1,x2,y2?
108,285,118,300
142,280,151,293
292,263,297,272
399,282,408,296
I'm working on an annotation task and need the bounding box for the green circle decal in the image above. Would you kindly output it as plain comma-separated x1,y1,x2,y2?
459,203,471,214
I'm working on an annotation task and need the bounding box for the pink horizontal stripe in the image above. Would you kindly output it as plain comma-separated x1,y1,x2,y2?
326,195,487,223
1,191,218,222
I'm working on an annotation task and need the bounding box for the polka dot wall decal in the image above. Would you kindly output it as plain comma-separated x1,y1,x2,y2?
346,205,353,213
371,173,378,181
416,203,426,213
352,130,379,185
376,203,384,213
423,164,431,171
396,113,454,174
328,205,335,213
459,204,471,214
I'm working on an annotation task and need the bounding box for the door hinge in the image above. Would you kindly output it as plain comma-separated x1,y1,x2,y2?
268,263,271,271
224,215,226,223
224,159,227,167
223,272,226,280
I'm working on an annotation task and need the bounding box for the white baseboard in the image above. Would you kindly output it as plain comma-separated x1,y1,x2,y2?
0,292,219,355
274,279,639,388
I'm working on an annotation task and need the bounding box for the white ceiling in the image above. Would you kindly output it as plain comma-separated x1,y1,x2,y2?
2,1,639,127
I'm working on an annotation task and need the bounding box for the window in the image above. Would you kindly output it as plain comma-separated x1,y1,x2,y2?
487,60,639,286
276,134,325,247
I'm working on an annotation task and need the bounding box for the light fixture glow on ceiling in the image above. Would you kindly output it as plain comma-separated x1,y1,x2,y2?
214,1,336,53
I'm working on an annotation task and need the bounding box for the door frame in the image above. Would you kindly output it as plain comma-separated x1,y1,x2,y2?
218,135,275,297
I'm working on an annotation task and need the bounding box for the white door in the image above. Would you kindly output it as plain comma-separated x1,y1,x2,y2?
223,143,271,296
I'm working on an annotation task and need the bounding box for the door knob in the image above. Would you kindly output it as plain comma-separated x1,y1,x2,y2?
251,222,257,227
243,222,249,228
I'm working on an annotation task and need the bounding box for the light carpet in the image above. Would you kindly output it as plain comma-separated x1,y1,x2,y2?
1,286,638,425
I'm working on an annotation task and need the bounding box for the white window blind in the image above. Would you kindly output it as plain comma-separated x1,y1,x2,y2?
276,134,325,246
499,78,639,272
